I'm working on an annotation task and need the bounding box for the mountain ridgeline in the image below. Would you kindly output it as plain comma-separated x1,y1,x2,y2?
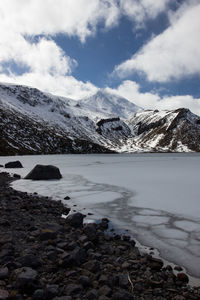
0,83,200,155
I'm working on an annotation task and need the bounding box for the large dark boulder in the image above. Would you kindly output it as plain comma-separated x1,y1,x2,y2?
5,160,23,168
25,165,62,180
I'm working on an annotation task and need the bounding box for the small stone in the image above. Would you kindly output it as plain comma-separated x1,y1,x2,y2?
39,229,57,241
118,274,129,288
83,260,100,273
86,289,98,300
45,284,59,299
98,285,112,296
0,289,9,300
112,289,134,300
148,257,164,271
176,272,189,283
79,276,91,287
174,265,183,271
64,196,71,200
32,289,44,299
15,267,38,287
65,284,82,296
0,268,8,280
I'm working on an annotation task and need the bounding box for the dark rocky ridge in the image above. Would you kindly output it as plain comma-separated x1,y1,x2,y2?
0,172,200,299
0,106,114,156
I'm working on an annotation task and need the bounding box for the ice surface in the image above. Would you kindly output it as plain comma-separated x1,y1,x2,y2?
1,153,200,278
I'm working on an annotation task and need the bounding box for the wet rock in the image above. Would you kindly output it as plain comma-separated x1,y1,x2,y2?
5,161,23,168
174,265,183,271
25,164,62,180
148,256,164,271
66,213,85,228
176,272,189,283
64,196,71,200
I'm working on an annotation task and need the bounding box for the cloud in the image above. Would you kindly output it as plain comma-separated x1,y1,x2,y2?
0,0,120,42
0,71,98,100
0,0,120,98
106,80,200,116
119,0,171,27
114,1,200,82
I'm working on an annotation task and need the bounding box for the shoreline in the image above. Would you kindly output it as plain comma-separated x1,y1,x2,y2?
0,171,200,299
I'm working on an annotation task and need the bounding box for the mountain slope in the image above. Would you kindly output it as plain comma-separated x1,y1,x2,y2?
128,108,200,152
78,89,142,120
1,82,200,154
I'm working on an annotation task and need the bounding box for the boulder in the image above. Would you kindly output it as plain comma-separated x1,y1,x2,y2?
25,165,62,180
5,161,23,168
66,212,85,228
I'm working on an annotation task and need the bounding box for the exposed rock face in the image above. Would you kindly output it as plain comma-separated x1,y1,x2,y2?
25,165,62,180
4,161,23,168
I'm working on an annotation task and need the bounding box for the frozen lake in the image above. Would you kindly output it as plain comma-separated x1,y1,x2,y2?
1,153,200,279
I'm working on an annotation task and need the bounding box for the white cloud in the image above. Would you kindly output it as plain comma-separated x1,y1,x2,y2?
119,0,171,27
0,72,98,100
106,80,200,116
115,1,200,82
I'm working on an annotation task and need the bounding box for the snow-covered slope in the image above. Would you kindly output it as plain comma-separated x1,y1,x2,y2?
1,82,200,155
127,108,200,152
78,89,142,120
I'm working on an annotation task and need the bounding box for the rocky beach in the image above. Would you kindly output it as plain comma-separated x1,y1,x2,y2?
0,171,200,300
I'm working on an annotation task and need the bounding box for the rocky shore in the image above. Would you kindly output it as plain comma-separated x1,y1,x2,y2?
0,172,200,300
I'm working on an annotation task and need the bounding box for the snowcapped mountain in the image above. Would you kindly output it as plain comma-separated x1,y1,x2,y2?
78,89,142,120
0,82,200,155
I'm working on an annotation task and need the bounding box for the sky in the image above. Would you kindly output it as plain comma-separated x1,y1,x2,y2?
0,0,200,114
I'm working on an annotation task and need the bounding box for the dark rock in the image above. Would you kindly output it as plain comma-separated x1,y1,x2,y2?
53,297,72,300
83,260,100,273
86,289,98,300
0,289,9,300
15,267,38,287
39,229,57,241
32,289,44,299
64,196,71,200
84,223,97,241
112,289,134,300
5,161,23,168
72,247,87,265
17,254,41,268
174,265,183,271
118,274,129,288
13,174,21,179
0,267,9,280
65,284,82,296
79,275,91,287
176,272,189,283
148,257,164,271
99,285,112,296
66,213,85,228
25,164,62,180
45,284,59,299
